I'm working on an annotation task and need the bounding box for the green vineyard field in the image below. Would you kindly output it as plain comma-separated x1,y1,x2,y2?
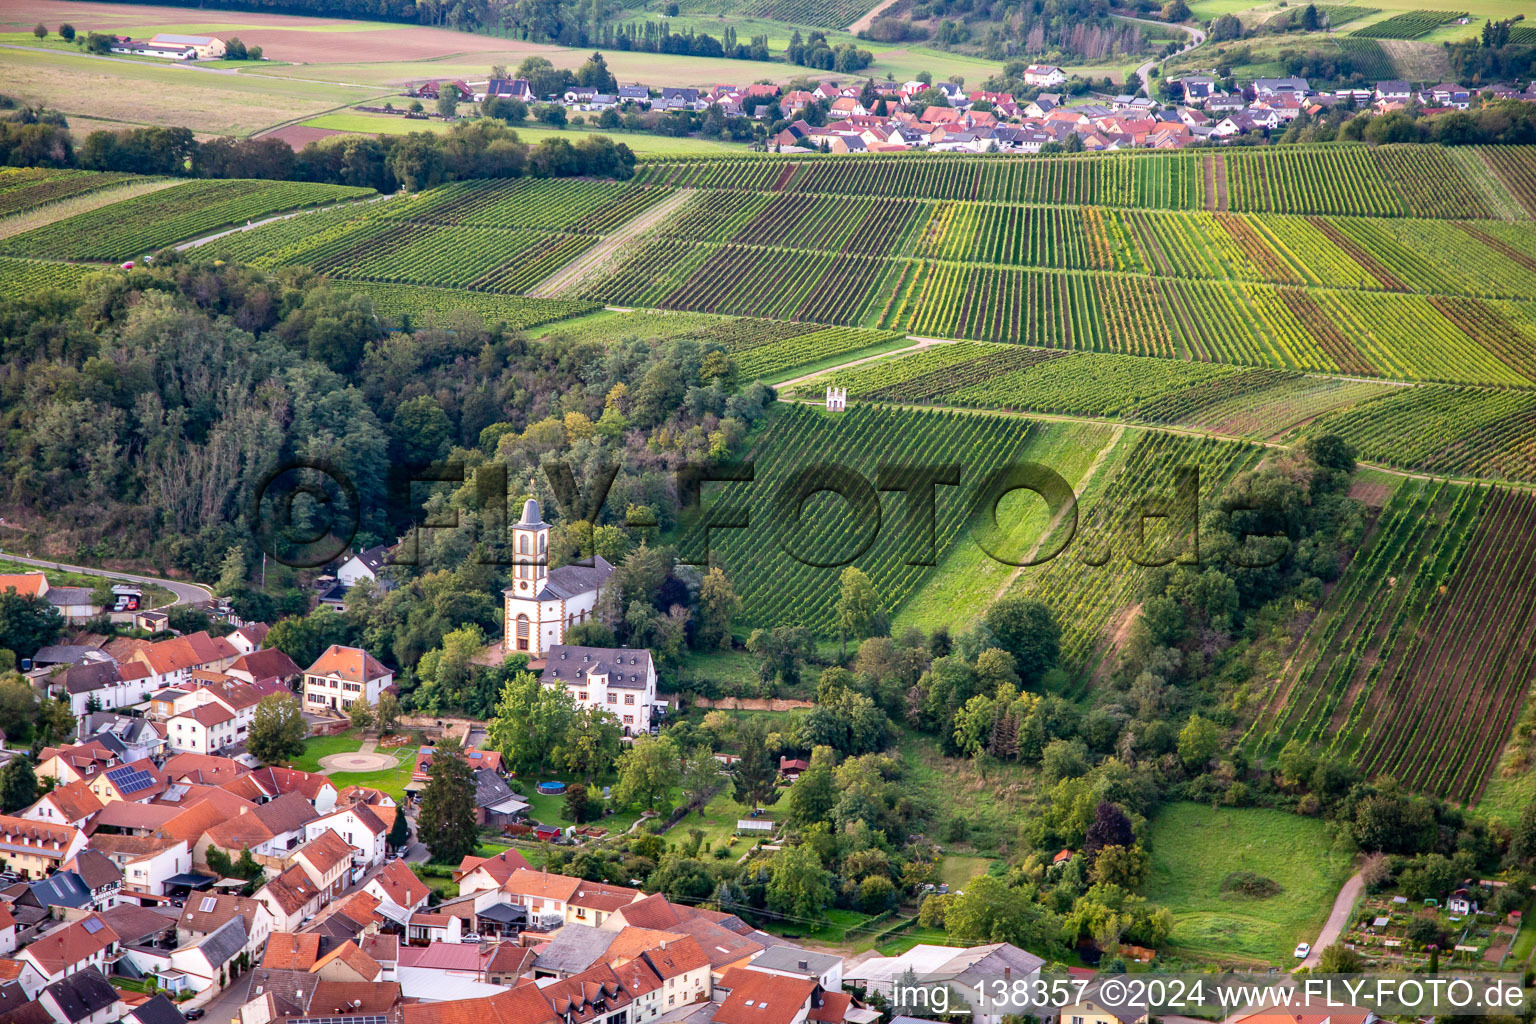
0,179,375,262
353,283,601,331
687,403,1042,636
0,168,140,218
1248,481,1536,803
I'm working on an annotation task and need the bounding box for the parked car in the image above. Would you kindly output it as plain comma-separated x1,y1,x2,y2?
1293,942,1310,959
185,1010,205,1021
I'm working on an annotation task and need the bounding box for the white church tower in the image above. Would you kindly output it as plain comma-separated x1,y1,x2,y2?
509,496,549,598
503,495,615,658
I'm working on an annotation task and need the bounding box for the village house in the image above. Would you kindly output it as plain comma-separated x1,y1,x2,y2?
541,645,661,736
254,864,324,931
303,644,393,713
0,815,88,879
177,892,273,958
20,779,103,832
1024,64,1067,87
17,915,118,983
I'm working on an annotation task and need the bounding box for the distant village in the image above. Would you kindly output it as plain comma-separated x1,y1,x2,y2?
403,69,1536,153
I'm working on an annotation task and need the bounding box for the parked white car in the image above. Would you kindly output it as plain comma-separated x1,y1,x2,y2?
1294,942,1310,959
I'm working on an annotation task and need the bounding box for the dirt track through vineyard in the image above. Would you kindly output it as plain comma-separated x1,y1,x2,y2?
527,188,695,298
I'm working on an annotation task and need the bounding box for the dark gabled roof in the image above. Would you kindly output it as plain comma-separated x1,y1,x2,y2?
197,916,247,969
128,994,187,1024
543,644,652,689
42,966,119,1023
71,849,122,890
34,645,108,666
46,586,96,607
350,544,393,573
59,661,121,694
246,968,320,1018
533,923,617,975
503,555,613,601
473,766,517,808
27,871,93,909
98,903,178,945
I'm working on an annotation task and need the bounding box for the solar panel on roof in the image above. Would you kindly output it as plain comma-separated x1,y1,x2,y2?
106,764,155,794
82,917,105,934
289,1017,389,1024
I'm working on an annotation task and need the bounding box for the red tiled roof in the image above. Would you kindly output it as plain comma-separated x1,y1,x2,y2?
261,865,321,916
309,980,401,1016
568,881,641,913
503,868,580,903
402,984,557,1024
44,779,103,823
311,939,381,980
639,936,710,979
162,753,247,785
715,967,817,1024
263,932,321,969
297,827,354,876
808,991,852,1023
456,847,532,884
307,645,390,683
41,740,118,777
369,859,430,909
20,915,119,974
175,703,234,728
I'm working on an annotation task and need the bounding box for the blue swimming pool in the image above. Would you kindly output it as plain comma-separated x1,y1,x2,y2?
537,780,567,795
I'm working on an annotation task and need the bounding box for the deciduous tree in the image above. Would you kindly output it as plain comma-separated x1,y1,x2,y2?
613,735,681,812
247,695,307,765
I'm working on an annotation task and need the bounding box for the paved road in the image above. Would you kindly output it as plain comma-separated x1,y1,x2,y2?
1126,18,1207,96
0,552,212,607
1300,871,1363,968
187,971,253,1024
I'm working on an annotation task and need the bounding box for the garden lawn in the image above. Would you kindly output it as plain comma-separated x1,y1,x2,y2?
290,730,415,801
521,773,664,834
891,420,1124,634
938,854,991,890
895,727,1031,857
302,114,749,154
289,730,362,772
764,906,879,944
323,757,414,802
1143,802,1355,966
1473,762,1536,829
873,922,951,955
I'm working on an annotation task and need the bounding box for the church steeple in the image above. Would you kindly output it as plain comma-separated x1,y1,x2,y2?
511,493,549,595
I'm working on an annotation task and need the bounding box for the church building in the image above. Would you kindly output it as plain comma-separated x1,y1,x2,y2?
502,498,613,657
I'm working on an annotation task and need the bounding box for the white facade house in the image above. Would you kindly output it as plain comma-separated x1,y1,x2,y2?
502,499,613,657
302,645,393,712
304,805,388,869
337,544,393,587
166,702,239,754
149,33,227,58
541,645,660,735
1024,64,1066,87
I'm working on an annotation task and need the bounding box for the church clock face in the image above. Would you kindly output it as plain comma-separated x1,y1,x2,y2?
520,581,529,591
